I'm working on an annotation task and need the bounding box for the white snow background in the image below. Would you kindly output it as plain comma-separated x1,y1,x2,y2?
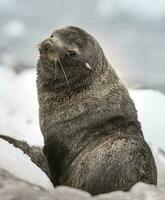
0,64,165,190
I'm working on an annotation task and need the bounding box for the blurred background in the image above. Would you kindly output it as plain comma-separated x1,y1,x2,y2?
0,1,165,186
0,0,165,91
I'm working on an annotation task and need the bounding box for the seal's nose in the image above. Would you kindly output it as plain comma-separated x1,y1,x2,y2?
39,37,63,60
41,40,53,52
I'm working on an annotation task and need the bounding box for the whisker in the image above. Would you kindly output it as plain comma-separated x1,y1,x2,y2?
53,59,57,80
58,59,71,90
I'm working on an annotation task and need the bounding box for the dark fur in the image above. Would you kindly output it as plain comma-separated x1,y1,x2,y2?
37,26,157,195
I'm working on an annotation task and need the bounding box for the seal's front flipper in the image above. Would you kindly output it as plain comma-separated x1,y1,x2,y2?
0,135,50,179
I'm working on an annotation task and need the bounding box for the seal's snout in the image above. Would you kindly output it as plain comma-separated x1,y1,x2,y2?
41,39,54,53
39,37,63,61
39,39,54,60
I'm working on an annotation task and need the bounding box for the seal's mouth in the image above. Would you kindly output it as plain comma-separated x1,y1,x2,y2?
39,43,71,89
39,50,48,60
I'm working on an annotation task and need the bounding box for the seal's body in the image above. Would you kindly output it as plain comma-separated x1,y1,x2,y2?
37,26,157,195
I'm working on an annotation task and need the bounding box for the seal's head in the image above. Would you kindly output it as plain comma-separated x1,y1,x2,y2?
37,26,107,89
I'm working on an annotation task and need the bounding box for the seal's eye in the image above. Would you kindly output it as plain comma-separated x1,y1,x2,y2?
50,35,53,38
68,50,77,58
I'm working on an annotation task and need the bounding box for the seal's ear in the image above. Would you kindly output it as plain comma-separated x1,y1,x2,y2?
85,63,91,70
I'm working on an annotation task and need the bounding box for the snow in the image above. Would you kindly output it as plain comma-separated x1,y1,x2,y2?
0,66,165,189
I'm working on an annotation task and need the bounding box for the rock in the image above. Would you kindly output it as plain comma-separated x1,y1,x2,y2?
95,191,129,200
129,182,165,200
130,182,157,199
52,186,91,200
0,168,53,200
96,183,165,200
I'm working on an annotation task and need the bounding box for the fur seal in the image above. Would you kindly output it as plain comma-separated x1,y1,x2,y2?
0,26,156,195
36,26,157,195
